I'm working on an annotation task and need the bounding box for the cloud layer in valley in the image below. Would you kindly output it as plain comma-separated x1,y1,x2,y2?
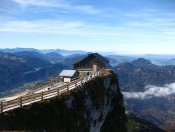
123,83,175,100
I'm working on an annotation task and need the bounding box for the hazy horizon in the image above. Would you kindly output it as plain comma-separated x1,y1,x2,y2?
1,47,175,56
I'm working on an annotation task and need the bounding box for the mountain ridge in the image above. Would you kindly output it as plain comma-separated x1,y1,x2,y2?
114,58,175,130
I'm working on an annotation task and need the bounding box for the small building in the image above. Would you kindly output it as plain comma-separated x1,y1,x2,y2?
59,70,79,83
73,53,109,72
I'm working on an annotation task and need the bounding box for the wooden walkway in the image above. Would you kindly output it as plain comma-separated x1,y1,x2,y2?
0,71,105,113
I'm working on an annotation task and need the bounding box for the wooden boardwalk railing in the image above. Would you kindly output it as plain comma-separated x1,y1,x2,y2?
0,71,105,113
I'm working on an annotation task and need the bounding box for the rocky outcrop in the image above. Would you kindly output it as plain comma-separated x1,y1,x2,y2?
0,70,127,132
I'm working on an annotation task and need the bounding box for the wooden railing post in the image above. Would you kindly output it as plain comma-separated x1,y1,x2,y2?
57,88,60,96
41,92,43,100
19,97,22,107
75,81,77,87
67,84,69,91
81,78,83,85
0,102,3,113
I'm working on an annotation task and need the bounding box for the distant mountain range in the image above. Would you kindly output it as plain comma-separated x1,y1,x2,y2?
129,54,175,66
0,48,86,56
1,49,175,94
106,55,136,66
114,58,175,130
115,58,175,91
1,48,175,66
0,51,69,96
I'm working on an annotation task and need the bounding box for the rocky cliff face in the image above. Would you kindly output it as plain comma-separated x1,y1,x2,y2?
0,70,127,132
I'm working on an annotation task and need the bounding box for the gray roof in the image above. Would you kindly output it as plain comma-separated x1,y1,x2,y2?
59,70,77,77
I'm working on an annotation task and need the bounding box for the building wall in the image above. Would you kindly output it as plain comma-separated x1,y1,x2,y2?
61,71,79,83
64,78,71,83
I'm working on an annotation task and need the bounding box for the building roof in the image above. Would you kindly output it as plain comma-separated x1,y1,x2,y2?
92,53,109,64
73,53,109,66
59,70,77,77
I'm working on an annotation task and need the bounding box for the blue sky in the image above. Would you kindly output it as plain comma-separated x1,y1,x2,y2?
0,0,175,54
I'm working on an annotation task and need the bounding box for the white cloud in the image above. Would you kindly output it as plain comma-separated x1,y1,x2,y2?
126,21,152,27
12,0,101,15
12,0,56,6
124,17,175,37
74,5,100,14
126,18,175,27
124,12,152,18
123,82,175,100
0,19,156,39
124,8,157,18
0,20,86,34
